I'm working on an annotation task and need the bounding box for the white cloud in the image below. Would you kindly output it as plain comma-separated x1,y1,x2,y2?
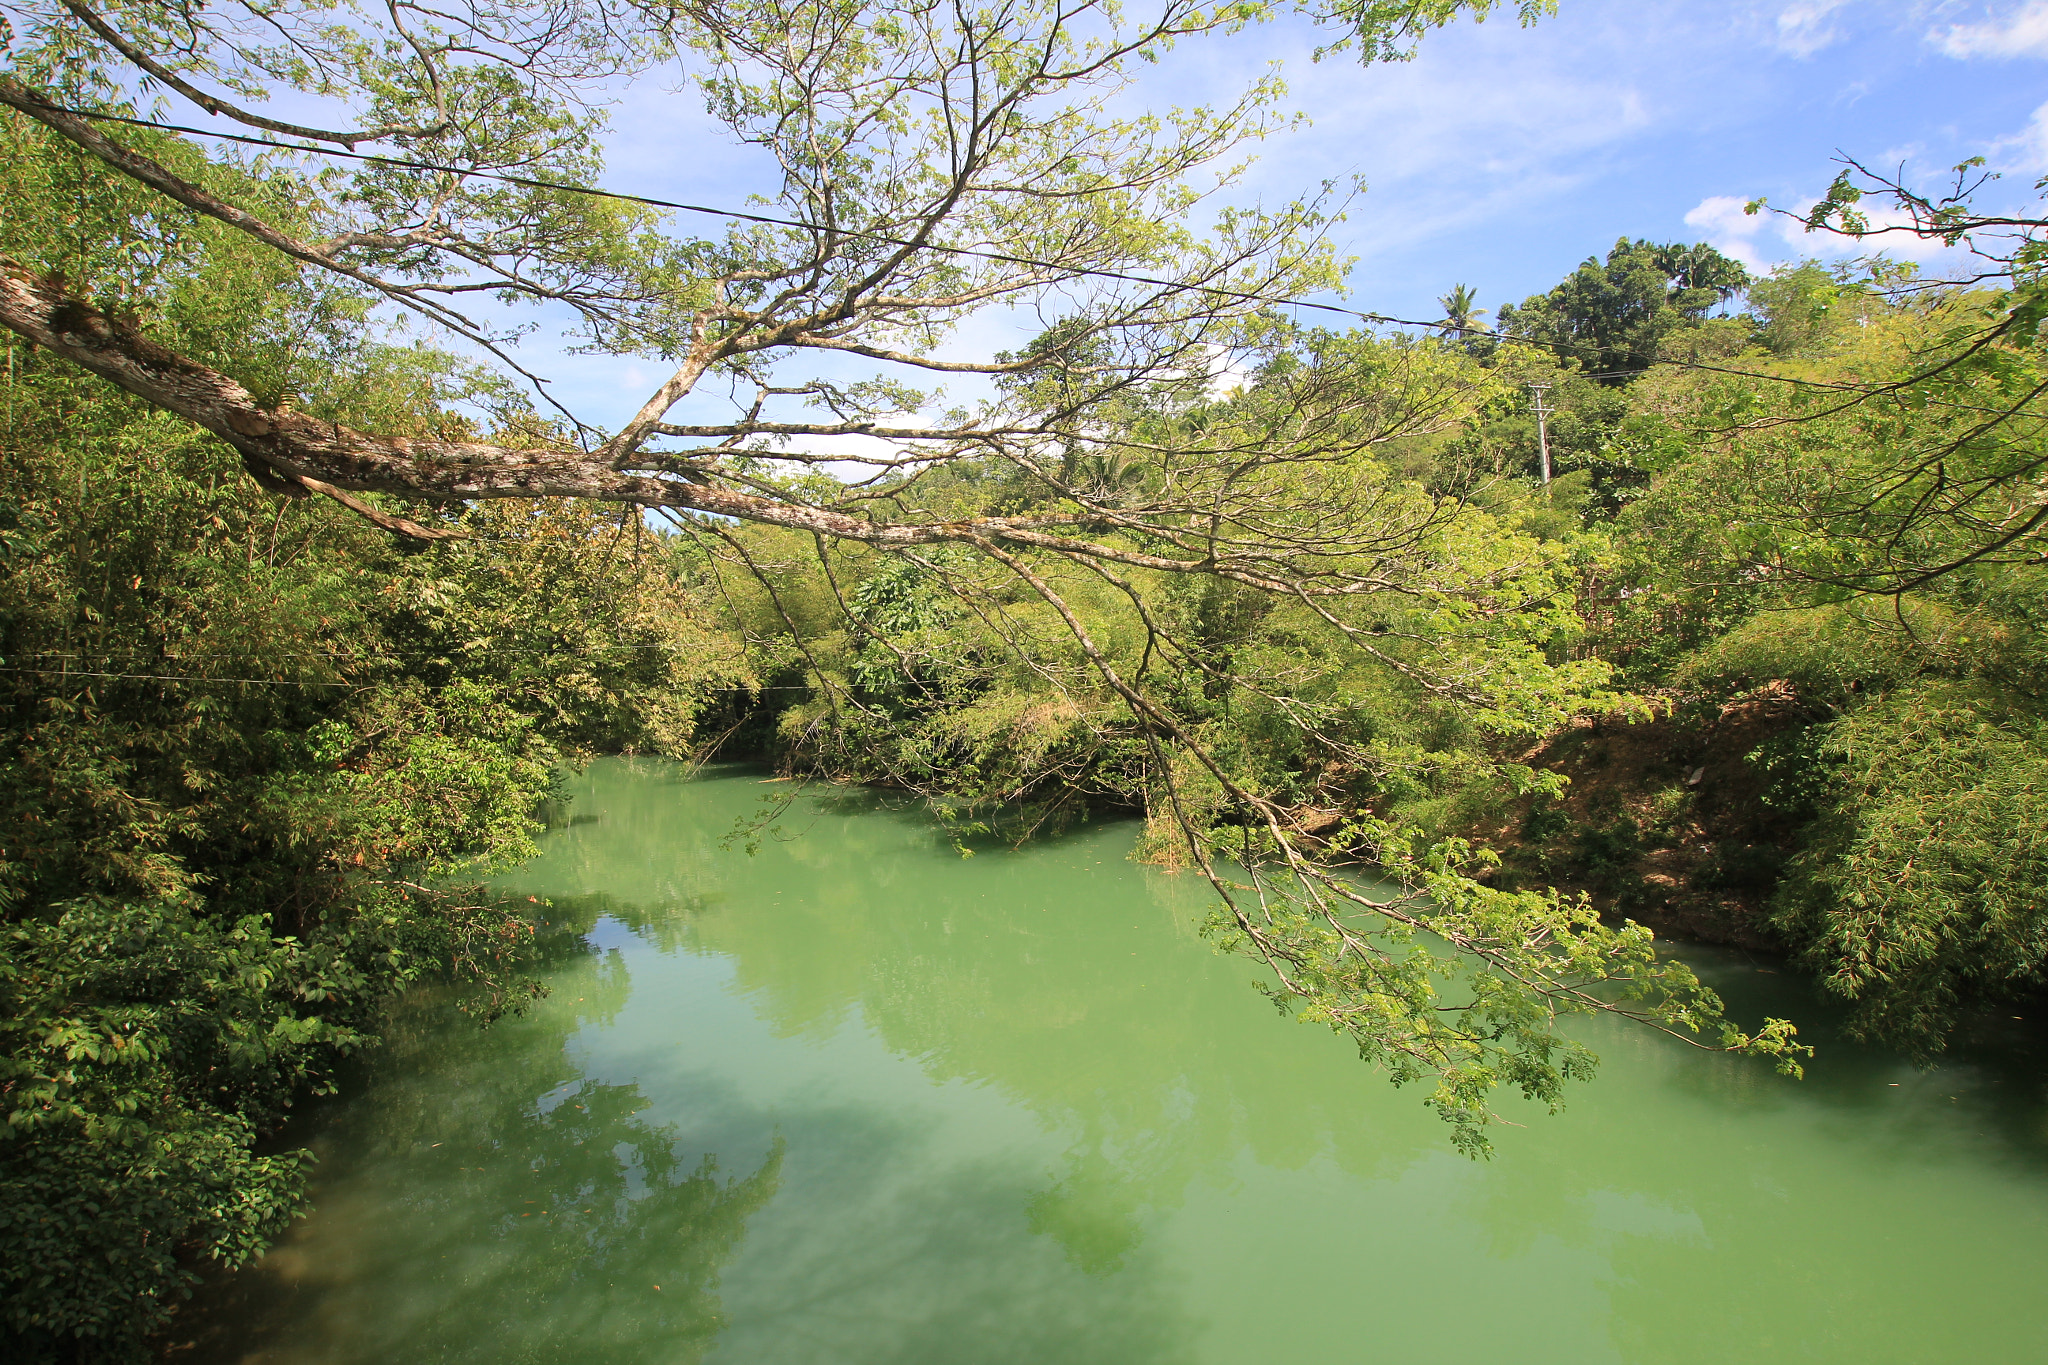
1988,98,2048,170
1930,0,2048,58
1173,12,1677,273
1684,191,1977,275
1837,205,1980,262
1774,0,1853,57
1204,342,1254,399
1683,194,1786,272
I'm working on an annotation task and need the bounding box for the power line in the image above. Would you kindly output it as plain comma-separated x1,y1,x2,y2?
15,639,719,663
15,98,2025,417
1,664,809,690
0,665,353,687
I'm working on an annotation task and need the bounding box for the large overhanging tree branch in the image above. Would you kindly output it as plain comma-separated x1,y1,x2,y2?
0,0,1806,1150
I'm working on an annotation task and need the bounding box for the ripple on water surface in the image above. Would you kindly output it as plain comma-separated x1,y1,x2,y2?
188,758,2048,1364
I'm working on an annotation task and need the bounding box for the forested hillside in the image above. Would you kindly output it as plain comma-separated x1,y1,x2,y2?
2,0,2044,1359
703,236,2048,1061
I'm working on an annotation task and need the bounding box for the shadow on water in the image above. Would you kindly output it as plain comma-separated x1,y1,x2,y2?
1616,939,2048,1173
699,1103,1197,1365
186,890,1203,1362
184,971,783,1365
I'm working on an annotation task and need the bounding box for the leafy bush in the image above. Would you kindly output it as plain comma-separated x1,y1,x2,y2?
1769,685,2048,1052
1694,841,1788,892
0,900,319,1353
1671,601,1935,704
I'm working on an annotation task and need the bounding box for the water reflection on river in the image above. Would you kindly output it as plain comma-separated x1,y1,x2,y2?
190,759,2048,1364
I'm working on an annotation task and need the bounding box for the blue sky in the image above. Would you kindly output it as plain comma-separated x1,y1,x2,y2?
1167,0,2048,316
548,0,2048,426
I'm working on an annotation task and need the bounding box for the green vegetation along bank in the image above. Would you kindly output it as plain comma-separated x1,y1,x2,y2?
0,118,749,1358
4,1,2048,1358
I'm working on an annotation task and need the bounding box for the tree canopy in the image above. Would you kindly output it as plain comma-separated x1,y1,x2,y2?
1496,237,1750,380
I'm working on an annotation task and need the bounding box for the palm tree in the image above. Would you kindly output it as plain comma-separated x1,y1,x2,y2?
1437,283,1488,337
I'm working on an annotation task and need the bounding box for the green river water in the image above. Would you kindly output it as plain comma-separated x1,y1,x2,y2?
192,759,2048,1364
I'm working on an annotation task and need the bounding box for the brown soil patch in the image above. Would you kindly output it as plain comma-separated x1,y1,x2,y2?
1461,683,1815,950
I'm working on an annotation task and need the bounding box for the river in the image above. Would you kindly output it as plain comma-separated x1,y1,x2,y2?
187,758,2048,1363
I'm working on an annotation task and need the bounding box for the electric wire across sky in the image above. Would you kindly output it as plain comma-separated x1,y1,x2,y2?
16,98,2034,419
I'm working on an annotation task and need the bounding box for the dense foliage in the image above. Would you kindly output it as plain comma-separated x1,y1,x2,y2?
697,231,2048,1059
1594,261,2048,1053
1497,237,1750,378
4,0,2047,1356
0,123,744,1361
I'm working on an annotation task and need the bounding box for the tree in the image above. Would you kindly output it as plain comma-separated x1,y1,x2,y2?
1725,159,2048,594
0,107,767,1359
1589,236,2048,1055
1497,238,1749,380
1435,281,1496,360
0,0,1803,1158
1438,282,1487,334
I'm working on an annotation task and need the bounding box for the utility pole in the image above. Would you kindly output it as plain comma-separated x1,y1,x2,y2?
1527,383,1554,489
